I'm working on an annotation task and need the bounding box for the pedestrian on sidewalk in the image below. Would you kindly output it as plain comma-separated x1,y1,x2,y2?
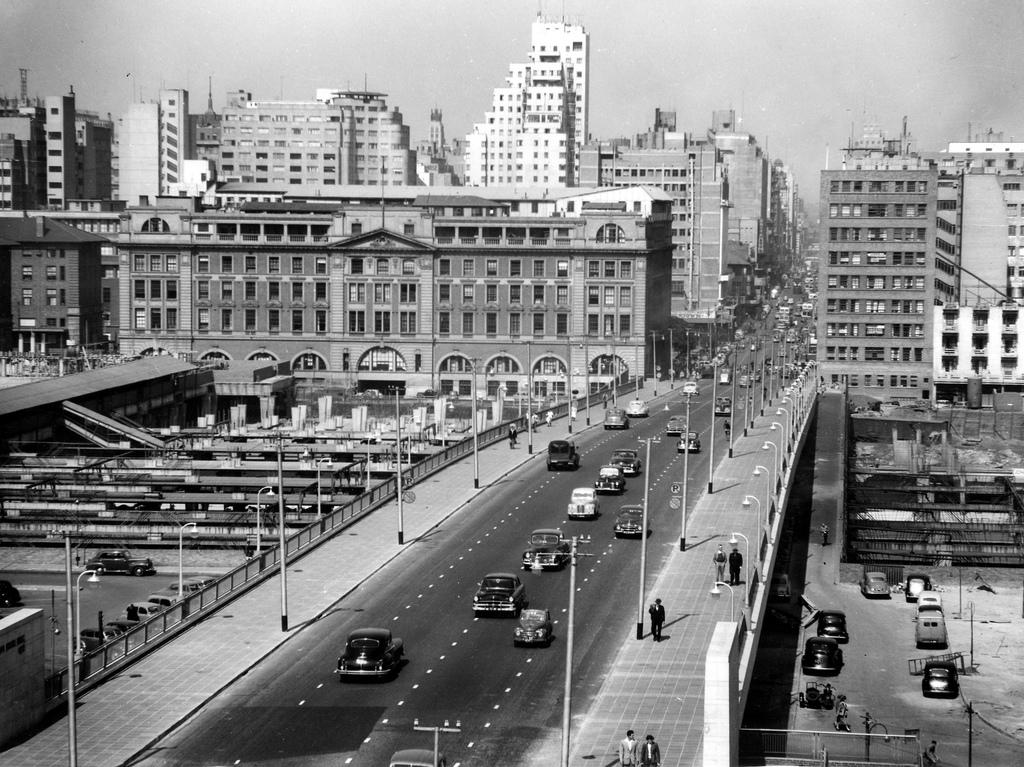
618,729,639,766
508,423,518,448
545,410,553,427
648,598,665,642
530,412,539,431
922,740,939,765
639,734,661,767
820,522,830,546
713,544,727,582
729,546,743,585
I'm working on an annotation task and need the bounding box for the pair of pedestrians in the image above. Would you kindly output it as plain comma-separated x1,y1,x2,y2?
619,730,662,766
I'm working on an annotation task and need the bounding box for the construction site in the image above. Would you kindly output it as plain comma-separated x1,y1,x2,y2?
845,399,1024,567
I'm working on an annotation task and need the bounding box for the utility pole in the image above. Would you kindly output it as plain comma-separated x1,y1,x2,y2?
413,719,461,767
561,534,591,767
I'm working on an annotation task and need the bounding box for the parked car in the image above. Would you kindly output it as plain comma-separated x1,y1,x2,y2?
567,487,599,519
123,601,165,621
104,619,138,634
79,626,124,653
859,571,891,598
84,550,156,577
473,573,526,617
0,579,21,607
610,449,642,476
625,399,649,417
522,529,571,571
614,505,645,538
816,609,849,643
769,573,791,602
665,416,686,436
904,572,932,602
546,440,580,471
594,465,626,495
915,612,948,649
390,749,446,767
415,389,438,398
677,431,701,453
801,636,844,676
921,660,960,698
336,627,404,679
604,407,629,430
146,589,183,608
682,380,700,396
513,608,553,647
714,397,732,416
917,591,943,613
179,575,219,593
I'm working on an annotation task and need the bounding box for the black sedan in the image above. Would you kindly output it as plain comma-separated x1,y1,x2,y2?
0,579,21,607
801,636,843,676
513,608,553,647
613,505,645,538
816,609,849,643
610,449,642,476
921,660,959,698
336,627,404,679
522,529,570,571
594,465,626,494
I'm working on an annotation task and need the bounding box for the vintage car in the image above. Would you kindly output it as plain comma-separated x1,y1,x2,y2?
604,407,629,430
625,399,649,417
614,505,645,538
546,440,580,471
336,627,404,678
0,579,21,607
473,573,527,617
769,573,791,602
922,660,960,698
79,626,125,653
714,397,732,416
916,591,943,613
665,416,686,436
389,749,447,767
610,449,642,476
84,550,156,577
801,636,844,676
513,608,553,647
677,431,701,453
522,529,571,570
594,465,626,494
816,609,849,643
904,572,932,602
567,487,600,519
682,380,700,396
859,571,891,599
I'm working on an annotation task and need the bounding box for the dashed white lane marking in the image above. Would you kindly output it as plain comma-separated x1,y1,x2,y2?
298,699,306,706
316,683,323,689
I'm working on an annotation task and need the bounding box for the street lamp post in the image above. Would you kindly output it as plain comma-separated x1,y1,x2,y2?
73,568,100,660
710,581,737,622
708,367,718,493
650,331,660,396
413,718,462,767
562,534,591,767
728,354,738,457
583,336,591,426
636,435,658,638
527,341,534,454
256,485,274,555
395,389,405,543
753,465,773,532
668,328,674,389
177,522,197,599
316,457,332,521
769,423,787,473
680,393,693,551
64,534,92,767
742,494,768,546
276,433,289,632
729,532,750,606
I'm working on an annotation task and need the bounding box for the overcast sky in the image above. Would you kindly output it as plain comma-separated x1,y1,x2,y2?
4,0,1023,218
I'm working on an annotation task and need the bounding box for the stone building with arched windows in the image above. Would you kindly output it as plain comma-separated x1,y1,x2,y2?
116,185,673,396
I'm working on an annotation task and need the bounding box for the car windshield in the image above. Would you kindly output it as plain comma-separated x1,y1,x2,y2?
531,533,561,546
519,609,547,622
350,637,383,649
687,432,699,440
619,510,642,521
612,451,636,460
821,614,843,626
548,442,570,453
571,489,594,502
600,467,621,477
929,668,951,679
482,577,515,590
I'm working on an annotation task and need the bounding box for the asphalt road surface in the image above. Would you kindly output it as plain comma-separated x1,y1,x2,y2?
127,387,731,766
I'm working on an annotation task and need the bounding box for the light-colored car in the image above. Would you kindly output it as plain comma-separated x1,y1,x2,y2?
916,591,943,613
859,571,891,598
665,416,686,435
603,407,629,430
390,749,446,767
567,487,599,519
625,399,649,417
682,380,699,396
904,573,932,602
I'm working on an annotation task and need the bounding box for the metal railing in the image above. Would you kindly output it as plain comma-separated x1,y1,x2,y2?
46,378,640,706
739,728,922,766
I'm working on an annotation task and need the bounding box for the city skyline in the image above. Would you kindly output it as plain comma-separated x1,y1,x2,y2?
3,0,1023,210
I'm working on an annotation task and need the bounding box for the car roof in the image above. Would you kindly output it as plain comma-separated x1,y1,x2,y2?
520,608,549,620
923,660,957,671
806,636,838,646
819,609,846,617
483,571,518,579
348,627,391,640
548,440,572,448
612,448,637,455
532,528,563,537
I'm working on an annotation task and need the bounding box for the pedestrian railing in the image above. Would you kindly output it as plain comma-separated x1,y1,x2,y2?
46,379,640,707
739,728,921,766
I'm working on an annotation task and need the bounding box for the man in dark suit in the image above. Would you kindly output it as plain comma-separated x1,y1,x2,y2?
639,734,661,766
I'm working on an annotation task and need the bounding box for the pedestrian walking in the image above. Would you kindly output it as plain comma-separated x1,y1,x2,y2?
545,410,553,427
639,734,661,767
603,392,610,409
820,522,830,546
648,598,665,642
922,740,939,765
618,729,639,766
508,423,518,448
530,412,539,431
713,544,727,582
728,546,743,585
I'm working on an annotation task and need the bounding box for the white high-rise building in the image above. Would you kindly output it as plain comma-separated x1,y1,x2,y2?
464,16,589,187
118,88,192,205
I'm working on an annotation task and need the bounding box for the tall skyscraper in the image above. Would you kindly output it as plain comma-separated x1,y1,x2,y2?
464,15,589,187
118,88,192,205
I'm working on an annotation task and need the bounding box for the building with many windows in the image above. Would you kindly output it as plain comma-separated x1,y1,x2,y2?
464,16,589,187
117,186,672,395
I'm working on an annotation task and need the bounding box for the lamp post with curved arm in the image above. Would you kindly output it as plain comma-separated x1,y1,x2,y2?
762,440,780,490
742,494,769,546
710,581,736,623
770,420,788,472
177,522,197,599
729,533,750,606
775,408,791,451
753,465,773,532
73,568,100,660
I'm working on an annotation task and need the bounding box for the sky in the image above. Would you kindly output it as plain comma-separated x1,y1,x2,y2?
3,0,1024,219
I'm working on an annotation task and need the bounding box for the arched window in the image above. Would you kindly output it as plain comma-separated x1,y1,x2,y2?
438,354,473,373
595,223,625,243
293,351,327,370
199,349,230,361
247,350,279,362
486,355,520,375
141,217,170,233
534,355,566,376
139,346,169,357
357,346,407,371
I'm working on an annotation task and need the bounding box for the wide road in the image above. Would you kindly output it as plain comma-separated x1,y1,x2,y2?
129,384,737,767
